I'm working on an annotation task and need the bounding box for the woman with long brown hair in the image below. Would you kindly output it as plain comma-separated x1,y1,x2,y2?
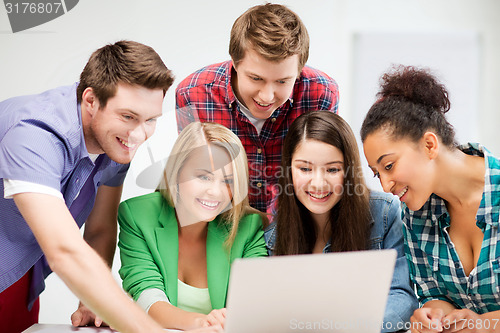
265,111,417,332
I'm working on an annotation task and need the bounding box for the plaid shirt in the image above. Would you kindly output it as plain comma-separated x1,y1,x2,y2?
175,61,339,212
403,143,500,313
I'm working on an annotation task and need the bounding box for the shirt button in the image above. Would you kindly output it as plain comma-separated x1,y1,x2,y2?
271,118,276,123
256,182,262,188
257,148,262,154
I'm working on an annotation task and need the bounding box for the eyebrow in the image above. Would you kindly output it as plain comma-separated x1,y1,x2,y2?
195,168,213,174
376,153,394,165
196,168,234,178
293,159,343,165
247,71,295,81
119,109,163,119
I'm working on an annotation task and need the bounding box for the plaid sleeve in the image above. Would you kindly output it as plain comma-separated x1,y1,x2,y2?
402,216,451,305
175,86,195,134
320,78,339,113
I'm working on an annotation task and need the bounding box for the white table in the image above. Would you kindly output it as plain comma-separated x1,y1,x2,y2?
23,324,181,332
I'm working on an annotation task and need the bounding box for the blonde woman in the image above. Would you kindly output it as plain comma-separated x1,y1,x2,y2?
118,122,267,330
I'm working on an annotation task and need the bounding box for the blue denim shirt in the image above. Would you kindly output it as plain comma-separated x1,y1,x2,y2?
265,191,418,332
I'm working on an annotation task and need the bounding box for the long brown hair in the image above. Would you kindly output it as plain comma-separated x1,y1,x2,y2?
274,111,371,255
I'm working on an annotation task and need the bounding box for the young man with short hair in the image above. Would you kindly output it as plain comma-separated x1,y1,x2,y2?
176,3,339,212
0,40,221,333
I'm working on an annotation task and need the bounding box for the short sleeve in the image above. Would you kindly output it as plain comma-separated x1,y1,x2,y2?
0,121,67,190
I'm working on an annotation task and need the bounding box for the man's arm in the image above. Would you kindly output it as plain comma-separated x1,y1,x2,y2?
13,192,165,333
84,184,122,267
72,185,122,327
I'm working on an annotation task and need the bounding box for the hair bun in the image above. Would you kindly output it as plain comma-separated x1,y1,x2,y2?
379,65,450,113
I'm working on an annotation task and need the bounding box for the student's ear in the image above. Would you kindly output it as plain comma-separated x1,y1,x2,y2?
81,87,100,116
231,58,239,73
422,132,439,160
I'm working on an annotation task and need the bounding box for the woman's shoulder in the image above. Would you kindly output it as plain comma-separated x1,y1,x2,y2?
238,212,266,229
119,192,171,220
120,192,165,208
369,190,397,203
368,191,401,228
368,191,400,213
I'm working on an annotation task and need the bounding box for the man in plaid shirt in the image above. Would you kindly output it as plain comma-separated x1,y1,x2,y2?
176,3,339,212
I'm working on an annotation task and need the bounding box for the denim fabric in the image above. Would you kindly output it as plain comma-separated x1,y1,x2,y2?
265,191,418,332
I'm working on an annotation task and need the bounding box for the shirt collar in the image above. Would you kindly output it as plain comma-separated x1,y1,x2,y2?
461,143,500,228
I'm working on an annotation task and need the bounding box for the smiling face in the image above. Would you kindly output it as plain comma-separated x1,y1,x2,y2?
175,144,234,227
363,129,435,211
83,83,164,164
232,48,299,120
291,139,345,224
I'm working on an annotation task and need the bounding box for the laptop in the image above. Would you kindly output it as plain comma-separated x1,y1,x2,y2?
224,249,397,333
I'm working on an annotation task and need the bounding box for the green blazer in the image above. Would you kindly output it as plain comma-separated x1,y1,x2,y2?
118,192,267,310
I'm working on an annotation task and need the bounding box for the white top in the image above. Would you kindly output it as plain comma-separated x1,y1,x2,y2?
177,279,212,315
136,280,212,315
236,98,266,135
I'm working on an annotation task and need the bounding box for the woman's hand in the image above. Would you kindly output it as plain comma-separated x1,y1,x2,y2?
194,308,227,329
442,309,491,333
410,307,445,333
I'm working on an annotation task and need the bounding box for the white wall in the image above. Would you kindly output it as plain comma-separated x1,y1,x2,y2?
0,0,499,324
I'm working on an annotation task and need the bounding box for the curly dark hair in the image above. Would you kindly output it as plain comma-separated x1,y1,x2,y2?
360,65,456,148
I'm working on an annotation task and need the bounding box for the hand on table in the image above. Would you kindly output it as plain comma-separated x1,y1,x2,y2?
194,308,226,329
441,308,486,333
410,307,445,333
71,302,108,327
411,307,490,333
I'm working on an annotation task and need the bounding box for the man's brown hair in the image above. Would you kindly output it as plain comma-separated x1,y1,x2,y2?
229,3,309,71
77,40,174,107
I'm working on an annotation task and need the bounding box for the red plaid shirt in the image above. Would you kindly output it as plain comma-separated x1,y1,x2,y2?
176,61,339,212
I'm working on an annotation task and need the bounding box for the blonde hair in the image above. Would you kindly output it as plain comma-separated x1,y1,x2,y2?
229,3,309,71
157,122,264,247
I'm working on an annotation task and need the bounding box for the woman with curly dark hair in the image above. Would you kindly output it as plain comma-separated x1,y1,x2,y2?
362,65,500,332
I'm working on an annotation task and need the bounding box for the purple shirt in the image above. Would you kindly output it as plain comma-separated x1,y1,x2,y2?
0,84,129,308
